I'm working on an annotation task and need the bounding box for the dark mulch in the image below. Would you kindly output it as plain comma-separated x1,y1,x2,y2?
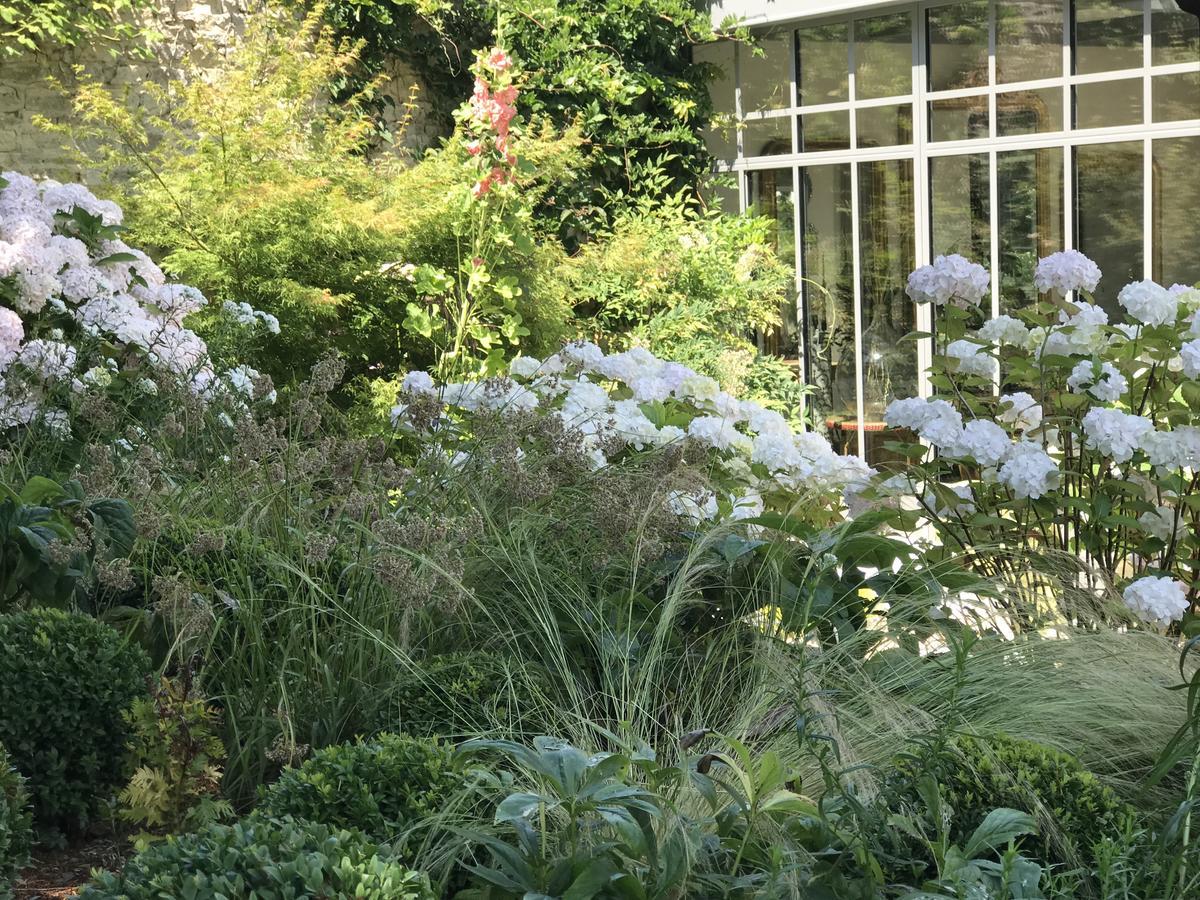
14,839,127,899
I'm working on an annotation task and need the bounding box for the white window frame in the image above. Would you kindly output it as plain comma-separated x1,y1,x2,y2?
714,0,1200,452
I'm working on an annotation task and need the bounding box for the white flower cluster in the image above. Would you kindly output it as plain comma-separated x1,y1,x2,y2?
1118,279,1179,327
1066,359,1127,402
906,254,990,308
1081,407,1153,463
945,339,998,379
223,300,281,335
393,343,871,523
0,172,269,434
1122,575,1189,626
1033,250,1101,296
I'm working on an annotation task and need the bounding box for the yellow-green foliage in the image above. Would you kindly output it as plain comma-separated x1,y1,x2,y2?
119,674,233,844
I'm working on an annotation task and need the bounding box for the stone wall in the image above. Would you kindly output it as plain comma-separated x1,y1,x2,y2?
0,0,445,179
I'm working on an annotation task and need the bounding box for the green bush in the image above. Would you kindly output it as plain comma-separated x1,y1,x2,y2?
259,733,463,843
0,742,33,897
889,732,1138,871
0,608,150,838
78,815,434,900
381,652,545,739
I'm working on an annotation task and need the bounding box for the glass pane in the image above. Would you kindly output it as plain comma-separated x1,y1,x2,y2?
800,111,851,151
749,169,800,361
928,1,990,92
741,30,793,113
1076,141,1144,313
996,1,1064,84
1152,136,1200,288
931,154,991,265
855,12,913,100
1153,72,1200,122
998,147,1064,310
997,87,1064,135
858,158,917,450
801,163,857,454
1152,3,1200,66
798,22,849,105
1075,78,1144,128
1074,0,1144,75
696,41,738,158
856,103,913,147
742,117,792,157
703,176,740,216
929,95,989,141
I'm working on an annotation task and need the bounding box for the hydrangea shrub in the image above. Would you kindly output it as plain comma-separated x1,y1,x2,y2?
857,249,1200,626
392,342,870,526
0,173,275,440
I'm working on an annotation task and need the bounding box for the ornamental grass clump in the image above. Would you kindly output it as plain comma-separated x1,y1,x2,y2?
851,250,1200,626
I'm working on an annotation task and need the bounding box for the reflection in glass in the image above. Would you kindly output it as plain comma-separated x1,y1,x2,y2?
694,41,738,158
1152,3,1200,66
931,154,991,266
998,148,1063,310
742,117,792,157
927,1,989,92
858,158,917,452
1076,142,1143,313
856,104,914,147
749,170,800,362
800,163,857,452
703,176,741,216
929,96,989,142
800,111,851,151
1075,79,1144,128
1074,0,1144,75
740,30,793,113
997,87,1064,135
798,22,849,105
1153,72,1200,123
1152,136,1200,289
996,1,1063,83
855,13,913,100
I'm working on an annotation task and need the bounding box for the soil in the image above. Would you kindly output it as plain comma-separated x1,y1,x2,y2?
14,839,126,899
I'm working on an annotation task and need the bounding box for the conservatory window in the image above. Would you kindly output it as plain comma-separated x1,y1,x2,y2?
699,0,1200,461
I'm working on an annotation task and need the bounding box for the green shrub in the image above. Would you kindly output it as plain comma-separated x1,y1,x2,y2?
78,815,434,900
259,733,464,843
889,732,1138,871
0,742,33,897
381,652,545,739
0,608,150,838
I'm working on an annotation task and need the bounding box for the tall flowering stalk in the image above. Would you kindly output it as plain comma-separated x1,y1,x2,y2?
399,47,531,379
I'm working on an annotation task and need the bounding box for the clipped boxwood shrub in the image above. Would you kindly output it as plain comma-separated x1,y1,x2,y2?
78,815,434,900
0,608,151,837
889,732,1137,869
1,742,33,896
259,733,463,843
381,652,545,739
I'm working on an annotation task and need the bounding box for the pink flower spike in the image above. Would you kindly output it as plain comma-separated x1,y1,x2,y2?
486,48,512,71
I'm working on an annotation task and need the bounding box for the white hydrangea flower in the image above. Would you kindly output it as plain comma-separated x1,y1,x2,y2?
508,356,542,378
905,254,990,308
666,489,718,522
1139,506,1185,543
687,415,742,451
560,340,604,369
0,307,23,368
976,315,1029,347
1181,339,1200,379
1081,407,1153,462
1118,279,1179,327
946,339,998,379
997,392,1042,432
1034,250,1101,296
226,364,260,399
943,419,1011,468
998,442,1059,499
1170,283,1200,312
1140,426,1200,471
18,339,77,381
884,397,964,447
1122,576,1189,626
924,482,976,518
401,370,436,395
1066,360,1127,402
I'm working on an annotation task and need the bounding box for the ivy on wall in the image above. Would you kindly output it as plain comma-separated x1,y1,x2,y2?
0,0,153,56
